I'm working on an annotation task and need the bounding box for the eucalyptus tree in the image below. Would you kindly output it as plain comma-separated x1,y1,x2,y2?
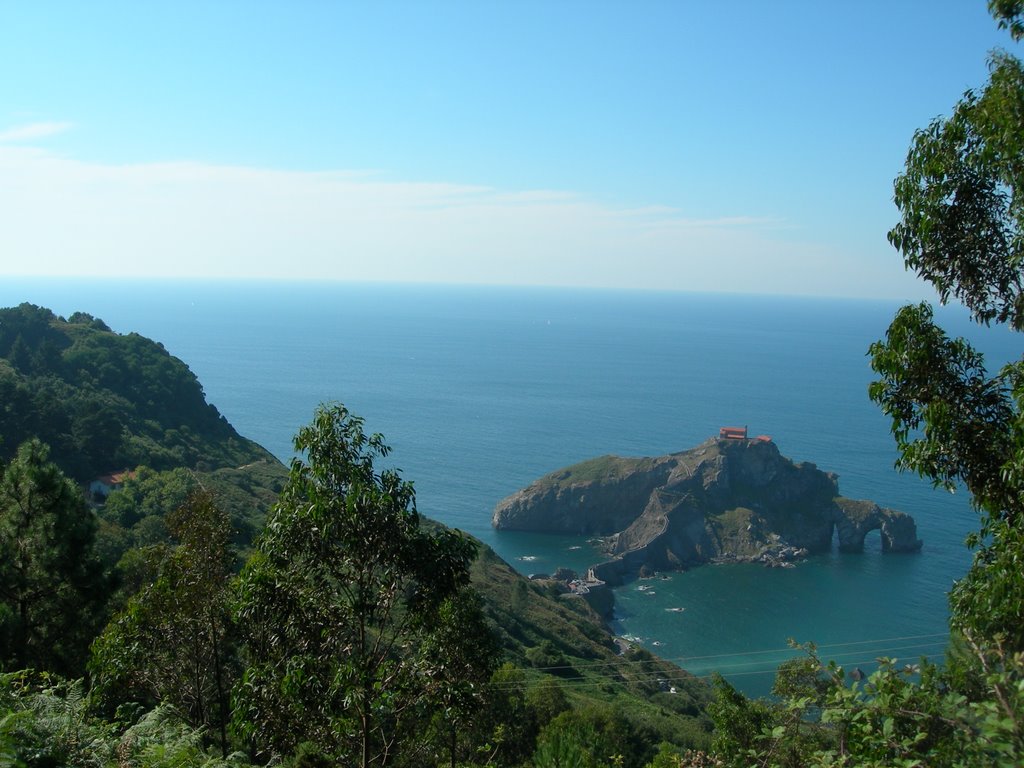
233,404,478,766
708,5,1024,766
868,0,1024,648
417,587,500,768
90,488,236,757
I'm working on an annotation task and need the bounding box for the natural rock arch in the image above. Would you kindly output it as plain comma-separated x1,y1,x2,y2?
831,499,922,553
493,436,923,585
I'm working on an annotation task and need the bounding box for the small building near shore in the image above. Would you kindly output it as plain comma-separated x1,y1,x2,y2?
89,470,136,499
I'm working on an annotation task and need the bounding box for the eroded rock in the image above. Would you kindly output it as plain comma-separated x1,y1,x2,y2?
493,436,922,585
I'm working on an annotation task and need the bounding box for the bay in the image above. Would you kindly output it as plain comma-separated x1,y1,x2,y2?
3,278,1018,697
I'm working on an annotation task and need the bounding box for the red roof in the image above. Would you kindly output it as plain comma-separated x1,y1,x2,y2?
96,470,136,486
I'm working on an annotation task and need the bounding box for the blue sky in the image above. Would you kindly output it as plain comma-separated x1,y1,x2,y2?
0,1,1014,298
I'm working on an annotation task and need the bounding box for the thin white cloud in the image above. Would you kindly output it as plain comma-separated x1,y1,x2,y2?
0,122,73,143
0,144,923,299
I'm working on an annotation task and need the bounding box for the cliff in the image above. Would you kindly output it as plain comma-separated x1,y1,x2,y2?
493,437,922,585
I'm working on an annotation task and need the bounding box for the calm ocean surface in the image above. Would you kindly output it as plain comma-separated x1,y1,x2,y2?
3,279,1019,697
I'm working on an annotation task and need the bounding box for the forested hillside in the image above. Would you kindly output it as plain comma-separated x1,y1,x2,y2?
0,307,714,766
0,302,274,480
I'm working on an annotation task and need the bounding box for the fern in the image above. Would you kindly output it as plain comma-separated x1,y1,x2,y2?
0,672,113,767
117,704,250,768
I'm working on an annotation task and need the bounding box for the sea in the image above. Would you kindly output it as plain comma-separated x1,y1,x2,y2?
3,279,1019,698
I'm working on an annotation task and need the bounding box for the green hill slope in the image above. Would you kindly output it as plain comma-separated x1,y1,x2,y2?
0,302,713,760
470,542,712,751
0,302,274,480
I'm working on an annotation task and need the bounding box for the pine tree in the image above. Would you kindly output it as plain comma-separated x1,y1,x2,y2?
0,439,106,675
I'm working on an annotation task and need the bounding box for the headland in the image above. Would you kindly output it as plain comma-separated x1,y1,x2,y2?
493,432,922,613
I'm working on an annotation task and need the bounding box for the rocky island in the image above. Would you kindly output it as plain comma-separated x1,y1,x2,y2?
493,432,922,587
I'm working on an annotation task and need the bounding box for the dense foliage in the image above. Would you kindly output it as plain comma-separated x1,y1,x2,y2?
233,404,483,765
0,440,106,677
91,489,237,757
0,303,272,481
0,376,712,767
0,295,716,765
706,640,1024,767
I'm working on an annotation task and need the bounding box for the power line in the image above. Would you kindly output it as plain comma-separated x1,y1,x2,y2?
490,640,946,684
671,632,949,663
484,636,950,690
483,651,948,694
484,631,950,682
692,652,946,683
676,641,947,674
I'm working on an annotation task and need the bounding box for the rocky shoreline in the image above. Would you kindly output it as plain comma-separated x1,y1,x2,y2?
495,436,922,602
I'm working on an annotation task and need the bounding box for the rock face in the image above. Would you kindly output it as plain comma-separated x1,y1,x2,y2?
493,437,922,585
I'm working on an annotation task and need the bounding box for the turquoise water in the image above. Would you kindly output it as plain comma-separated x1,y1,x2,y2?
3,279,1018,696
